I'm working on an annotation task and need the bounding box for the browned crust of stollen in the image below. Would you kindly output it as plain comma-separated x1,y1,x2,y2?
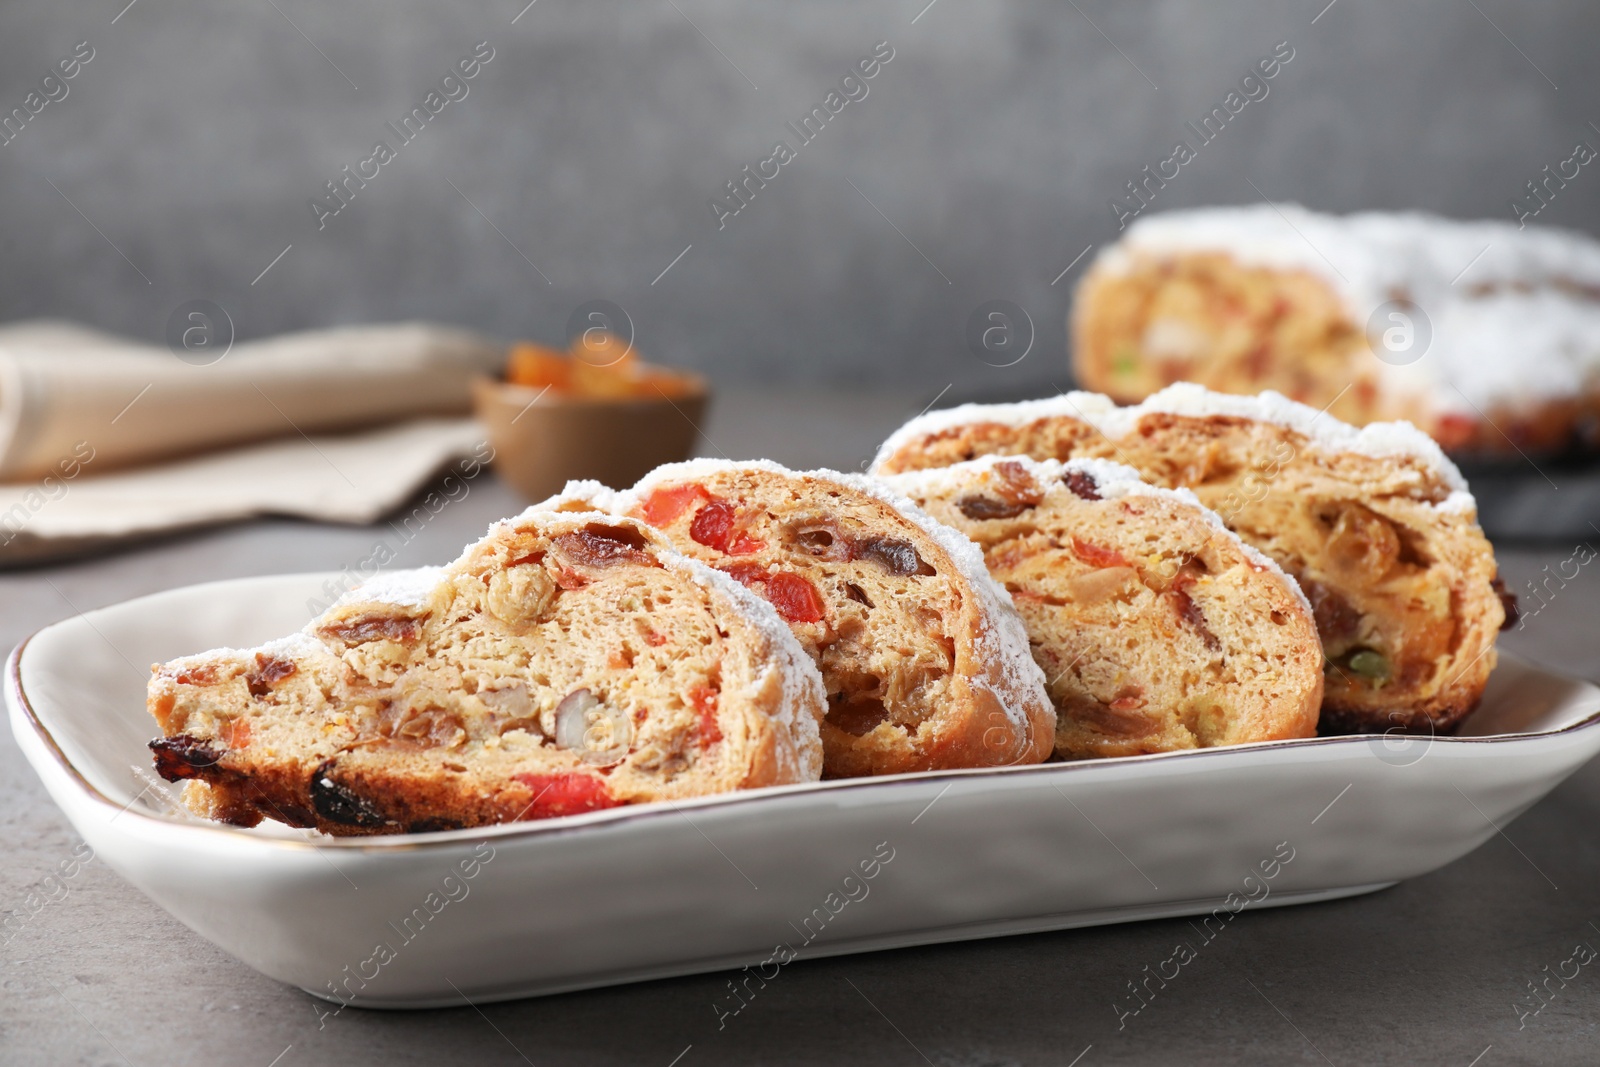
878,409,1505,734
153,750,602,837
1317,696,1481,737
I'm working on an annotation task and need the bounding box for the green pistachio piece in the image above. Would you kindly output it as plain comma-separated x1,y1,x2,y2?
1347,649,1391,684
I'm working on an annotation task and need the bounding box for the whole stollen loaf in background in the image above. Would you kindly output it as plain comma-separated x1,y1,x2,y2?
0,319,506,480
1071,205,1600,456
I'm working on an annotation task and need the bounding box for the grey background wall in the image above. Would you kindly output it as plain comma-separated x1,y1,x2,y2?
1,0,1596,397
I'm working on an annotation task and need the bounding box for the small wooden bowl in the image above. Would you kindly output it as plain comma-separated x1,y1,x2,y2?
472,371,710,502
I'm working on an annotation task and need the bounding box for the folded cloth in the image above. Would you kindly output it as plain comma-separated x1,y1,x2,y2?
0,320,506,481
0,417,490,567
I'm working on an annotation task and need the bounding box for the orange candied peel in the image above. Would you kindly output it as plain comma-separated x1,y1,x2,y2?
506,343,571,392
503,334,698,399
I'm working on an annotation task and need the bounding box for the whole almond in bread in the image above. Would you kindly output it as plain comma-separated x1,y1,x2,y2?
872,383,1510,734
147,512,825,835
888,455,1323,758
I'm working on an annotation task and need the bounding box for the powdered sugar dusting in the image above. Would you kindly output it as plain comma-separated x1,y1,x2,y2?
158,629,332,674
256,630,331,661
1097,204,1600,415
329,566,445,612
523,480,622,516
871,382,1476,514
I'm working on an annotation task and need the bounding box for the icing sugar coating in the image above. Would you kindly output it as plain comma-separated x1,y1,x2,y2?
158,630,331,675
602,458,1051,732
520,479,622,517
1094,204,1600,413
884,454,1314,620
330,566,445,612
871,382,1477,514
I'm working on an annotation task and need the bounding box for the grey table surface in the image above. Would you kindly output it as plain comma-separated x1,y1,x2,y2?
3,390,1599,1067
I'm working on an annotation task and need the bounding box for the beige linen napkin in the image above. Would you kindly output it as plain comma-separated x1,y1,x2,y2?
0,319,506,480
0,320,507,565
0,418,490,565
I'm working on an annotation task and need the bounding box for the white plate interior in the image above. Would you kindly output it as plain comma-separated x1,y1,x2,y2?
14,572,1600,1005
15,572,1600,844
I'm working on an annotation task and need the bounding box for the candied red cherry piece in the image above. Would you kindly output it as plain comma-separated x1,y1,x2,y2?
688,685,722,746
764,572,826,624
689,499,765,555
717,564,825,624
511,772,624,819
1071,537,1128,569
641,483,711,526
690,499,735,549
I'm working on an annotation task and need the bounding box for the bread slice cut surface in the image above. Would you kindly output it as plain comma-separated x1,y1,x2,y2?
889,455,1324,758
148,512,825,836
555,460,1056,777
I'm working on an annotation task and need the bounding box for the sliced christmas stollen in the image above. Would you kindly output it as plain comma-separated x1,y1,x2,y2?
871,382,1510,733
148,511,825,836
547,460,1056,777
887,455,1323,758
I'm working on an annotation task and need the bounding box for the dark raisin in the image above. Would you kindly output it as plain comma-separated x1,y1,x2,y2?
792,521,851,561
309,760,391,828
149,735,235,783
853,537,935,576
1301,578,1362,642
957,495,1032,520
1491,575,1519,632
826,694,890,736
844,582,873,607
246,654,297,698
1062,470,1101,501
319,614,422,645
1170,587,1221,651
552,523,653,568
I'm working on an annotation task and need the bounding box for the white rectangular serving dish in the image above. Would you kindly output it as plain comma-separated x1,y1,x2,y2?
10,573,1600,1009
